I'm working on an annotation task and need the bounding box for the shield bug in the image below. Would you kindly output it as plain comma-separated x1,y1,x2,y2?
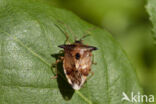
53,23,97,90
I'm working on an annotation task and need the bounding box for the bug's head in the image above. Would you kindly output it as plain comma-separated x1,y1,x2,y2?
73,34,90,44
74,40,82,44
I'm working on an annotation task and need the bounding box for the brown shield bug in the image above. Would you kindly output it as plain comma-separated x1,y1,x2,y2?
53,22,97,90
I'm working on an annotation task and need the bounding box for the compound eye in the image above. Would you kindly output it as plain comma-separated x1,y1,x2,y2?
75,53,80,60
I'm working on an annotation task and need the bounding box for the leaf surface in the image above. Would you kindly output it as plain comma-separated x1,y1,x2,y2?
147,0,156,43
0,0,142,104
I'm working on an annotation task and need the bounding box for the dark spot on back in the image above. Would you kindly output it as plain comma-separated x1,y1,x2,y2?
75,53,80,60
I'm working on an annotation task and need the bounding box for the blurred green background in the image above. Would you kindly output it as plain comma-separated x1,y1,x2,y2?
39,0,156,101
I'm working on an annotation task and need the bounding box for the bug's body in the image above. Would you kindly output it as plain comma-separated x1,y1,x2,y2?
59,41,97,90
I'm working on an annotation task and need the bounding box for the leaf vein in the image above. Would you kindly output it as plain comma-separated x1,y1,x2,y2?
1,30,93,104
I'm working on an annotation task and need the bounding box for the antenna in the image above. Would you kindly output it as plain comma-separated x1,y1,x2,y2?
79,34,90,42
79,27,96,42
54,23,70,44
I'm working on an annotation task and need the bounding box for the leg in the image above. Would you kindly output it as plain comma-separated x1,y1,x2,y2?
51,59,60,79
51,57,64,79
87,71,94,80
51,75,58,79
82,71,94,88
58,50,64,54
92,54,97,65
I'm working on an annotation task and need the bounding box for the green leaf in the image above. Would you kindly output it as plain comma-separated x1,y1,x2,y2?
147,0,156,44
0,0,142,104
